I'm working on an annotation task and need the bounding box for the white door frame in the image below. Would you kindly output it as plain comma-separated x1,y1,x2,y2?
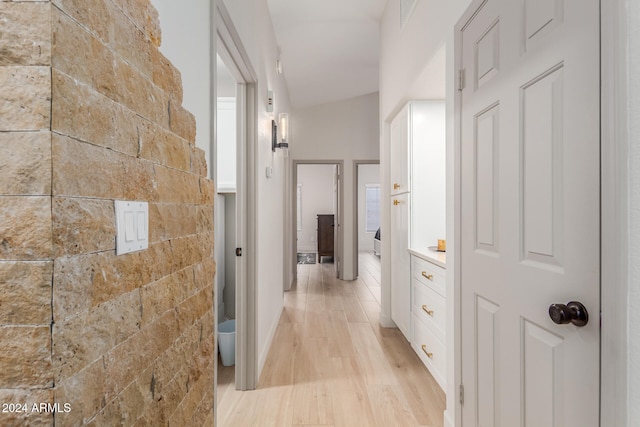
352,160,380,279
214,0,258,393
600,0,630,424
452,0,629,425
291,160,345,281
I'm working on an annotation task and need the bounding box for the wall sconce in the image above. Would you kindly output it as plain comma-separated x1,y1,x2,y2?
272,113,289,155
271,119,278,151
279,113,288,147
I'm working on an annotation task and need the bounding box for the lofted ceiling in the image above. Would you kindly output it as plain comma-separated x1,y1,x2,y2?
266,0,388,110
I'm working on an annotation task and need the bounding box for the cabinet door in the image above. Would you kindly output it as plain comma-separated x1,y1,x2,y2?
216,97,236,191
317,214,334,257
390,104,409,195
410,101,446,248
390,193,410,338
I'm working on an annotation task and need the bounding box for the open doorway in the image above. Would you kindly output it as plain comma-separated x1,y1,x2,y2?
354,161,381,298
214,53,238,399
292,161,344,281
214,0,259,404
296,164,337,266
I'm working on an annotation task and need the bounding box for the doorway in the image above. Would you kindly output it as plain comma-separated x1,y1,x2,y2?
214,0,259,403
292,161,344,282
353,161,381,278
353,161,381,303
214,53,239,399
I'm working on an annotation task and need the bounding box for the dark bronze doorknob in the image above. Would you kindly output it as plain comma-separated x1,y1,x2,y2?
548,301,589,327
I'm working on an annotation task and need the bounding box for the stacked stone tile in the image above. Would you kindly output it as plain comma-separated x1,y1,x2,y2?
0,1,215,425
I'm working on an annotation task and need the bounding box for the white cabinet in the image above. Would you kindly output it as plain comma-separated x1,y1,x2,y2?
389,104,409,196
388,100,446,363
387,99,447,389
216,97,236,192
409,101,446,248
411,254,446,389
390,192,411,338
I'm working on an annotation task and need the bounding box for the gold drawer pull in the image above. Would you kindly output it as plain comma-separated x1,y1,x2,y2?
421,271,433,280
393,199,400,206
422,304,434,316
421,345,433,358
394,183,400,190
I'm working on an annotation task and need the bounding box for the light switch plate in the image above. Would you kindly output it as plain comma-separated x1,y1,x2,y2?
115,200,149,255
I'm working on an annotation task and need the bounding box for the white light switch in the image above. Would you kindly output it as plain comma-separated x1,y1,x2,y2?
115,201,149,255
124,211,135,242
137,212,146,240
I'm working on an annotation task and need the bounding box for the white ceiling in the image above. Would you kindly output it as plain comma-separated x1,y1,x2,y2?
267,0,388,109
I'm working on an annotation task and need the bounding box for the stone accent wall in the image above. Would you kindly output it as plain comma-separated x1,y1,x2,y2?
0,1,55,425
0,1,215,425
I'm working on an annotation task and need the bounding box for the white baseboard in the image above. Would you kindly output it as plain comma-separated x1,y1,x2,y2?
257,306,282,379
444,409,455,427
379,313,395,328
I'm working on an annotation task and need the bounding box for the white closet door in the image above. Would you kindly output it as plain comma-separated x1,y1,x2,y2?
458,0,600,425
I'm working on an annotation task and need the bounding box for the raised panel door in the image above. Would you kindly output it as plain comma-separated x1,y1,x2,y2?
458,0,600,424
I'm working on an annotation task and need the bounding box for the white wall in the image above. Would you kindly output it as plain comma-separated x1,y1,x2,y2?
358,164,380,252
296,165,336,253
291,92,380,280
152,0,212,177
222,0,292,376
379,2,472,426
215,195,226,323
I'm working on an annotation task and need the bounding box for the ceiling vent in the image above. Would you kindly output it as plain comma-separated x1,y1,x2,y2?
400,0,417,28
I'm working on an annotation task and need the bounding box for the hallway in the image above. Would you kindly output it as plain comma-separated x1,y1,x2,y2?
217,253,445,426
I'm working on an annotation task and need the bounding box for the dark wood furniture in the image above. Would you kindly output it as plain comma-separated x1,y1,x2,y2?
317,214,334,261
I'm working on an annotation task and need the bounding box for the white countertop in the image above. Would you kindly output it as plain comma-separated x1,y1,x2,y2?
408,247,447,269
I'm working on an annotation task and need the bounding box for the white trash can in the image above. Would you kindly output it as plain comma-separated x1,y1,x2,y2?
218,319,236,366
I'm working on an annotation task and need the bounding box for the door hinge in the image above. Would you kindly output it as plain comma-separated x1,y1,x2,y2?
459,384,464,405
458,69,465,92
235,248,242,257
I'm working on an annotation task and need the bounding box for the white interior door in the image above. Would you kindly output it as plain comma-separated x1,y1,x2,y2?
458,0,600,425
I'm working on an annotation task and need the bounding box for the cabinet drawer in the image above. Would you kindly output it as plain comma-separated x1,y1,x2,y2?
412,256,446,297
412,278,446,341
412,313,446,390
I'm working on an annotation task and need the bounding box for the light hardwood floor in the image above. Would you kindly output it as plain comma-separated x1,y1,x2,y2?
217,252,445,426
